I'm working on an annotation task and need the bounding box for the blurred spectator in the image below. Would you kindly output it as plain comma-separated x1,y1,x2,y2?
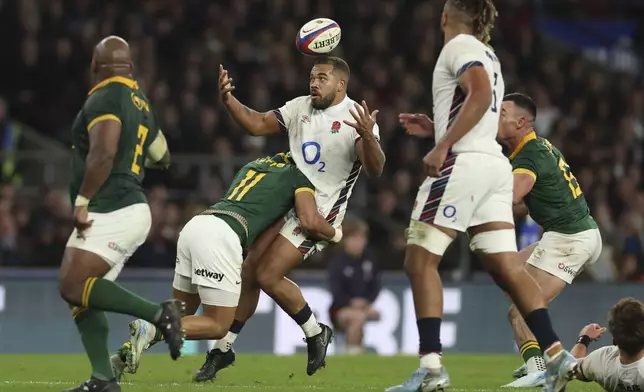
328,218,380,354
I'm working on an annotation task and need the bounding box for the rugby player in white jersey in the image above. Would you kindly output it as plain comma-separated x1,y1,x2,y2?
387,1,576,392
191,57,385,380
513,298,644,392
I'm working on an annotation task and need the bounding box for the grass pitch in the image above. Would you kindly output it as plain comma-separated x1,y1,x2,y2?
0,354,603,391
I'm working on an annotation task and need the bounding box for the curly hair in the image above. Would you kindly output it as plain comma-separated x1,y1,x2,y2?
609,297,644,356
448,0,498,45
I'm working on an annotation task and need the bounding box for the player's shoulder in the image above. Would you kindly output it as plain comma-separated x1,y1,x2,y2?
285,95,311,109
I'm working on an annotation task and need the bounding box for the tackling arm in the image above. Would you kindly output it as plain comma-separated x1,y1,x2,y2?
294,188,339,242
436,66,492,149
512,171,536,205
77,119,121,201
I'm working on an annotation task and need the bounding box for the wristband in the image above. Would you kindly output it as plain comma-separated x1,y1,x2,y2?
577,335,591,347
330,228,343,243
74,195,90,207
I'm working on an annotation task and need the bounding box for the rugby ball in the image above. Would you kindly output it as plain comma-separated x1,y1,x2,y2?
296,18,341,55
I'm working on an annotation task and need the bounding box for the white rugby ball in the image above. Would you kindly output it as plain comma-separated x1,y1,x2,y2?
296,18,341,55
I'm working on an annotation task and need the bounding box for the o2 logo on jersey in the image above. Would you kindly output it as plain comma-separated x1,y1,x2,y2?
302,141,326,172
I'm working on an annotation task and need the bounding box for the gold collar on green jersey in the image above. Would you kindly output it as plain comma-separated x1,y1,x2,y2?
88,76,139,96
509,131,537,161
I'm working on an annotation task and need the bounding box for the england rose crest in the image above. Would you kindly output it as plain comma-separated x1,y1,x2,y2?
331,121,341,134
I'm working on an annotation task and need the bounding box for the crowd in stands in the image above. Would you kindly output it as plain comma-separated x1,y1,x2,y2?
1,0,644,282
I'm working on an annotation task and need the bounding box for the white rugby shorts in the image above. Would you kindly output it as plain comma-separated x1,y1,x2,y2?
66,203,152,281
279,207,341,260
527,228,602,284
174,215,243,306
410,152,514,232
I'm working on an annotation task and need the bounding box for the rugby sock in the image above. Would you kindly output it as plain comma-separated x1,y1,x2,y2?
519,340,546,372
74,309,114,381
117,342,131,362
214,319,245,352
82,278,162,323
291,303,322,338
524,309,562,357
417,317,442,354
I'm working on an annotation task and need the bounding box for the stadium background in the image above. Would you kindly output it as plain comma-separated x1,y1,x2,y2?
1,0,644,355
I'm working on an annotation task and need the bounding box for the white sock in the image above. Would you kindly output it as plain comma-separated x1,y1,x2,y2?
420,352,442,372
301,314,322,338
526,356,546,373
347,345,364,355
214,331,238,352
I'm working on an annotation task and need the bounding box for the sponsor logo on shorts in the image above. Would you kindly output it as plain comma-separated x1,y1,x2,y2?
443,205,457,222
194,268,225,282
557,263,576,276
108,242,127,255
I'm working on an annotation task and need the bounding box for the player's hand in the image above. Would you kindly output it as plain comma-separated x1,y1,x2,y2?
399,113,434,138
579,323,606,341
73,206,93,240
344,101,379,138
218,64,235,103
423,142,450,178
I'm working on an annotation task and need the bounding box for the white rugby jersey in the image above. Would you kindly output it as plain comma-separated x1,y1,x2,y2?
274,95,380,225
579,346,644,392
433,34,504,157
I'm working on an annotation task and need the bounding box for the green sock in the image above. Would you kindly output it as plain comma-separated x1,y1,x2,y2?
150,328,164,346
75,309,113,381
82,278,162,323
519,340,542,362
117,342,131,363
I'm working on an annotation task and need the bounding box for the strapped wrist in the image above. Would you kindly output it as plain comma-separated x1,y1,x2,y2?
74,195,90,207
577,335,591,347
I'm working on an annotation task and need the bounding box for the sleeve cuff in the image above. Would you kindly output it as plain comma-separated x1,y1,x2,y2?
513,168,537,181
295,187,315,195
87,114,121,131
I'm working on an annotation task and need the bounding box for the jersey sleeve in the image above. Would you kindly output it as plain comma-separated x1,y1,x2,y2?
577,346,614,382
84,87,124,132
292,166,315,196
443,36,488,77
273,96,307,133
511,151,540,181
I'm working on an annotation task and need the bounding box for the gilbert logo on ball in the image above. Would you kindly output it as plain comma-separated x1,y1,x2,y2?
296,18,341,55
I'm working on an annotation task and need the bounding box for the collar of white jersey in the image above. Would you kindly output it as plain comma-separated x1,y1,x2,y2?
314,95,351,115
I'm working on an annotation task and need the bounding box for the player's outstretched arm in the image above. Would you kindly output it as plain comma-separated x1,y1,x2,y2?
345,101,385,177
294,189,341,243
145,130,170,170
570,323,606,382
79,118,121,201
439,66,492,148
219,64,281,136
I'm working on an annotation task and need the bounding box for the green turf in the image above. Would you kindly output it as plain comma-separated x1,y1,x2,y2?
0,354,603,391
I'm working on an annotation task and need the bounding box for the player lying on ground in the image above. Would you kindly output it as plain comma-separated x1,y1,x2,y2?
388,2,577,392
59,36,183,392
497,93,602,388
195,56,385,379
512,297,644,392
110,152,341,381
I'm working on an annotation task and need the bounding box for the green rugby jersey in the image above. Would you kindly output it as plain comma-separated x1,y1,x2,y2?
69,76,160,213
204,154,314,248
510,132,597,234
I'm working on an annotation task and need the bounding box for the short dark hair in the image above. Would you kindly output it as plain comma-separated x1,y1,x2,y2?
313,56,350,81
503,93,537,118
609,297,644,356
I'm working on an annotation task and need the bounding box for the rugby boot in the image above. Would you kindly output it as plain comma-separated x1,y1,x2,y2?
386,366,451,392
126,319,157,374
542,350,577,392
512,363,528,379
503,371,546,388
154,299,185,361
193,348,236,382
305,323,334,376
64,377,120,392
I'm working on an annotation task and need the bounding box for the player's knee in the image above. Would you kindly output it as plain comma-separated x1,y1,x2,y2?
58,274,82,305
404,220,454,267
256,265,282,290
